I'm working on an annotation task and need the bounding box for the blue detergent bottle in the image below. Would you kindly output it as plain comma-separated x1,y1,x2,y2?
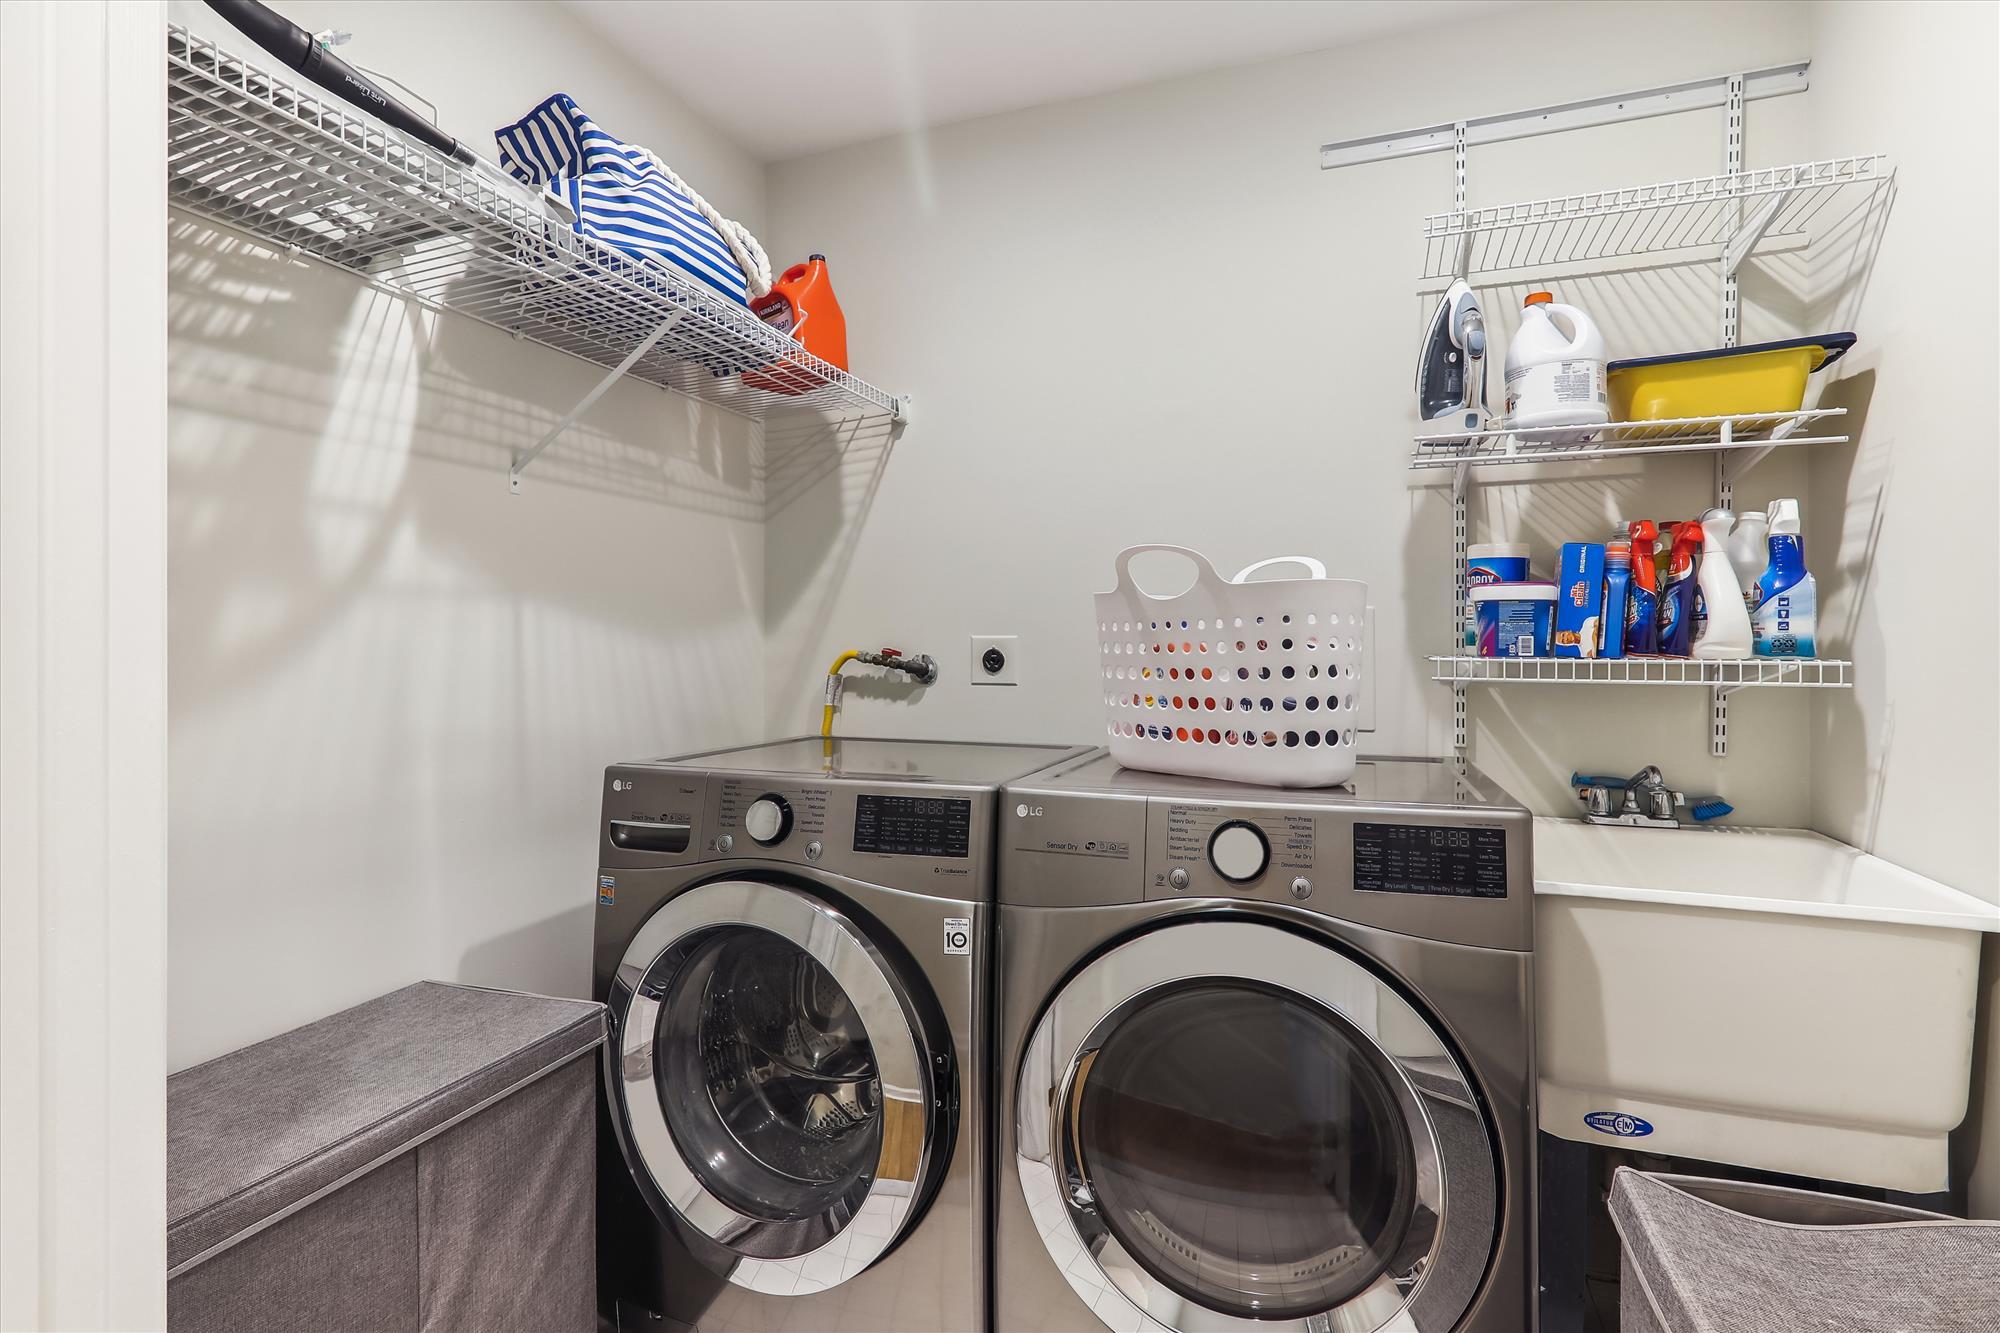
1601,538,1631,659
1753,498,1817,657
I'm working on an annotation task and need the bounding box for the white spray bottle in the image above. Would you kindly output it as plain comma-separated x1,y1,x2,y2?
1692,508,1753,659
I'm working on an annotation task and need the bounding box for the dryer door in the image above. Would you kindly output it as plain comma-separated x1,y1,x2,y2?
1016,920,1498,1333
608,879,944,1295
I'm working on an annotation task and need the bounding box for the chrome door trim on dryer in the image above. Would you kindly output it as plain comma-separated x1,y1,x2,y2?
1015,919,1497,1333
609,879,939,1294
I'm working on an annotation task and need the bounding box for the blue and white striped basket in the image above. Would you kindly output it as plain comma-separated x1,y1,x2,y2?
495,93,750,306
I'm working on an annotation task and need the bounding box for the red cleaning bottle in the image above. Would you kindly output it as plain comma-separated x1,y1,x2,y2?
745,254,848,394
1657,521,1705,656
1624,520,1660,656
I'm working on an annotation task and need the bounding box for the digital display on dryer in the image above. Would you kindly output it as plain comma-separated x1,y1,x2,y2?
1353,823,1507,898
853,794,971,858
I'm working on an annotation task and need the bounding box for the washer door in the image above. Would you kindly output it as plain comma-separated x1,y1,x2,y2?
608,879,944,1295
1016,920,1498,1333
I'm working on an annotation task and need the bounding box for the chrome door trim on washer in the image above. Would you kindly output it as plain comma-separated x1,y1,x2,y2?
610,879,938,1295
1015,919,1497,1333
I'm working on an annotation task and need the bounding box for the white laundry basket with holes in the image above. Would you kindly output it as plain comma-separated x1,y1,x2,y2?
1096,545,1370,788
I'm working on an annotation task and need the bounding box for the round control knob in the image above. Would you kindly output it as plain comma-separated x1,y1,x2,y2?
1207,821,1270,883
1167,867,1191,891
743,794,793,846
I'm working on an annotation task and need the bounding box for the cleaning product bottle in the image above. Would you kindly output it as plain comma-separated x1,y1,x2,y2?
1693,509,1753,658
1503,292,1609,443
1602,538,1632,660
1726,507,1769,613
1657,521,1704,656
1624,520,1660,656
745,254,848,394
1753,498,1818,657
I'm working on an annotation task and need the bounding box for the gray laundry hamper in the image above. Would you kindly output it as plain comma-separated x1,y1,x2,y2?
1609,1167,2000,1332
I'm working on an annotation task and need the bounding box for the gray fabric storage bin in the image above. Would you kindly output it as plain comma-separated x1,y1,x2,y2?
168,981,605,1333
1610,1167,2000,1333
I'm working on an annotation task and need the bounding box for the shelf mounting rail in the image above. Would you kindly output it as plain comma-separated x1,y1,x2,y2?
1320,63,1810,172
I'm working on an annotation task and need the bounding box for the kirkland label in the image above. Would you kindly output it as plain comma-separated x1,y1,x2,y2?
1584,1111,1653,1138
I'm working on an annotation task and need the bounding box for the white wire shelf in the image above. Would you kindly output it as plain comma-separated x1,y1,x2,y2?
1431,656,1852,692
1411,407,1845,471
1422,155,1886,280
165,24,903,434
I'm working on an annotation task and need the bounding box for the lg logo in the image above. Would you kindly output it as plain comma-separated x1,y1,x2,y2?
1016,803,1044,818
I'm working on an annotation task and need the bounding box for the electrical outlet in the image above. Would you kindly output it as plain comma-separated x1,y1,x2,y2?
970,635,1018,686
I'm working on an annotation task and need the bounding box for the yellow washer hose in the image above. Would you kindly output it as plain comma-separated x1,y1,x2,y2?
821,651,861,739
819,648,938,752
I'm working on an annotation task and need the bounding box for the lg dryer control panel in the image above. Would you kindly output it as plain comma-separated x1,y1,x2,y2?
1005,757,1533,950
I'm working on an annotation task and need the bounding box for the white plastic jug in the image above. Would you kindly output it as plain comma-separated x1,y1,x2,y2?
1504,292,1609,441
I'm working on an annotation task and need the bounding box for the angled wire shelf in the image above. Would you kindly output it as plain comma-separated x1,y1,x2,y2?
165,23,903,454
1422,155,1886,280
1411,407,1846,471
1431,656,1852,692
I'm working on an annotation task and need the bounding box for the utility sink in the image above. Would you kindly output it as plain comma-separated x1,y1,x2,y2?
1533,818,1999,1192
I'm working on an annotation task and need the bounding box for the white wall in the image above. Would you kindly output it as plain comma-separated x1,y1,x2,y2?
166,0,770,1070
1800,0,2000,1215
761,0,1817,820
762,0,2000,1209
1,6,168,1326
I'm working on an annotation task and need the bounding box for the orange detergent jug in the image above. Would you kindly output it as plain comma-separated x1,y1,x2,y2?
744,254,848,394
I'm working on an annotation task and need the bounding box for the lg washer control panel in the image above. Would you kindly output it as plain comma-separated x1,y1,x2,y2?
601,764,987,890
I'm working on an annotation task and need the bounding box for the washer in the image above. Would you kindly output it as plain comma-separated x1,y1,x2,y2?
997,753,1536,1333
594,736,1087,1332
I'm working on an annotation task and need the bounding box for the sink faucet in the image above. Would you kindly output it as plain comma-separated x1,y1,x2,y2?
1571,767,1687,828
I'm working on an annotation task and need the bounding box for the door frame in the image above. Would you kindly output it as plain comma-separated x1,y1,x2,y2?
0,5,169,1329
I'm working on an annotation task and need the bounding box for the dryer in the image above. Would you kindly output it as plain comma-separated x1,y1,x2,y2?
997,753,1536,1333
594,736,1086,1332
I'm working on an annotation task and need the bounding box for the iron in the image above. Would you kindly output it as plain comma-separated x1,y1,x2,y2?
1417,278,1488,442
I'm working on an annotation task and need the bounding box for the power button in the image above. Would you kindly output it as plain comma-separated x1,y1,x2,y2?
1167,867,1191,891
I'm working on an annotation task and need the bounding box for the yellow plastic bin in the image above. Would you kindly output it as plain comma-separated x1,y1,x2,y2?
1608,333,1855,422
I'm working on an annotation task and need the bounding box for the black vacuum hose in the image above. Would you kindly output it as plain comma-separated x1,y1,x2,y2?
204,0,478,168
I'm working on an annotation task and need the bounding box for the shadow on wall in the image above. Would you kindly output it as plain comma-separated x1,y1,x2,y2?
168,216,766,714
761,412,902,712
1802,174,1900,853
458,901,600,1002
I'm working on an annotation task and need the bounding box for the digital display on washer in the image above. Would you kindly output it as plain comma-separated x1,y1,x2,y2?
852,794,971,858
1353,823,1507,898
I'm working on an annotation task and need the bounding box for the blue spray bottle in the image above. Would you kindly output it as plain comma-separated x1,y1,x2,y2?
1601,538,1631,659
1753,498,1817,657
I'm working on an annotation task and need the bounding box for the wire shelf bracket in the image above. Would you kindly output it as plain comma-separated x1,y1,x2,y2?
166,23,909,492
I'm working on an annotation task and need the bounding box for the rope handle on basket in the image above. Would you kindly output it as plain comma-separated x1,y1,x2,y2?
1232,556,1328,583
632,144,774,298
1107,545,1228,601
